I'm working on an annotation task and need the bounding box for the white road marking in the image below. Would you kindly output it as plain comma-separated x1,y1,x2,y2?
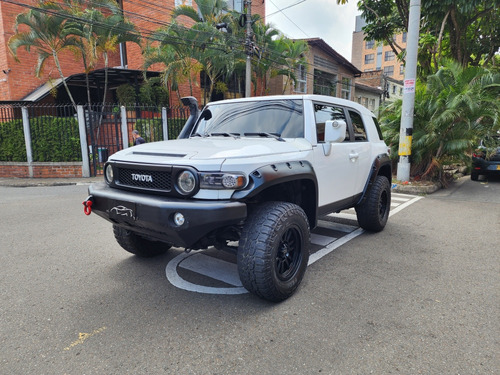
166,252,247,295
179,253,242,287
166,193,423,295
310,233,338,247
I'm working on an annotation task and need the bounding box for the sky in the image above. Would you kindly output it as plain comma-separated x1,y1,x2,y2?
265,0,361,62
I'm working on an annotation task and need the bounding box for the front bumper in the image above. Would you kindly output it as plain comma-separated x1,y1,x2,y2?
88,183,247,249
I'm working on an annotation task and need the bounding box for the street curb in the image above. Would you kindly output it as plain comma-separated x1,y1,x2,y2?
392,182,442,195
0,177,102,188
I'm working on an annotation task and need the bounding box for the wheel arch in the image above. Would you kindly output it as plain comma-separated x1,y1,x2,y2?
232,161,318,227
357,153,392,206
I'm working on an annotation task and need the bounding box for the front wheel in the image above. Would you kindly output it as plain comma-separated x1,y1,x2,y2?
113,225,171,257
355,176,391,232
237,202,310,302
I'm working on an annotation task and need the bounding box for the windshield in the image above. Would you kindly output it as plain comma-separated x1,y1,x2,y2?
191,99,304,138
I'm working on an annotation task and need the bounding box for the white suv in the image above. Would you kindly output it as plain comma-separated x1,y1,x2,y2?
85,95,392,301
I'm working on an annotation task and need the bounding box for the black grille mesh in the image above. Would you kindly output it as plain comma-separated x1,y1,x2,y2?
117,167,171,191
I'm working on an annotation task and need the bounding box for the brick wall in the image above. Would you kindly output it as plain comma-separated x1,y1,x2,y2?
0,162,83,178
1,0,121,101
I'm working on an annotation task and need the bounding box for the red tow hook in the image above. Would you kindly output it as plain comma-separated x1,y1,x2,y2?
83,196,94,216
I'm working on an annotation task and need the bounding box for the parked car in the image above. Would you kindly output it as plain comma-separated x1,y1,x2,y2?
84,95,392,302
471,135,500,180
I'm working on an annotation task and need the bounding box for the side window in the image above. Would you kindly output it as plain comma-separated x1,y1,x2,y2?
313,103,349,143
373,117,384,140
348,110,368,141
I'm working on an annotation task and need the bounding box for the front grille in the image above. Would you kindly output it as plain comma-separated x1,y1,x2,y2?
116,167,172,191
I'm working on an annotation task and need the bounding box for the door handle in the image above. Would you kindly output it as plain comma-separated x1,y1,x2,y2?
349,151,359,161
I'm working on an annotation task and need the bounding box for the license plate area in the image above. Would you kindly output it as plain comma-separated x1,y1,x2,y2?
108,200,137,223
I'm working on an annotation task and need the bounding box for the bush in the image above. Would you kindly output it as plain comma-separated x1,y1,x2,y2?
0,116,81,162
0,119,27,162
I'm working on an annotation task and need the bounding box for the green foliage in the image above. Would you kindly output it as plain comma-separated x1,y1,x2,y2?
29,116,82,162
134,117,187,142
138,78,169,108
0,116,81,162
380,62,500,182
116,84,137,105
0,119,27,162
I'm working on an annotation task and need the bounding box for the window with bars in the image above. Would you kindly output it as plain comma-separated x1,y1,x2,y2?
383,66,394,76
313,71,337,97
341,77,351,100
365,40,375,49
294,64,307,93
226,0,243,12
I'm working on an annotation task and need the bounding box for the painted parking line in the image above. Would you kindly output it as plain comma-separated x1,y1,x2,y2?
165,193,423,295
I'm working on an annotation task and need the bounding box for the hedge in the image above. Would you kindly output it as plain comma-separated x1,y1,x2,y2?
0,116,81,162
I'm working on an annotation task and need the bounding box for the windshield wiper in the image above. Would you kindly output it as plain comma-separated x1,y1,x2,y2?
191,132,206,138
209,132,240,139
244,132,285,142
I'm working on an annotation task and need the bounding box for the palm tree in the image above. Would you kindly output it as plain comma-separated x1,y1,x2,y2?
144,24,203,102
252,21,281,96
171,0,236,104
8,1,80,108
381,61,500,183
273,36,309,94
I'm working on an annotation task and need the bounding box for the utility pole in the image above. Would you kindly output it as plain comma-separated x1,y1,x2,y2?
244,0,252,97
396,0,421,182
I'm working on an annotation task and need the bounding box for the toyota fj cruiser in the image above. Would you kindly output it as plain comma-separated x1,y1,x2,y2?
84,95,392,302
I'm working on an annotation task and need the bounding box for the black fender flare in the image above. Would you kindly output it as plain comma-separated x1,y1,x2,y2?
232,161,318,225
356,153,392,206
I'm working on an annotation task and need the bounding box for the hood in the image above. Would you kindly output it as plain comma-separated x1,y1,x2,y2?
109,137,312,166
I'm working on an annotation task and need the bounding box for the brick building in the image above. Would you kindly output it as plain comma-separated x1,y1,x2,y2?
269,38,361,100
0,0,265,104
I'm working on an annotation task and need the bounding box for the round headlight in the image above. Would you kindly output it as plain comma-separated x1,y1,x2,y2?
105,164,114,184
177,170,196,194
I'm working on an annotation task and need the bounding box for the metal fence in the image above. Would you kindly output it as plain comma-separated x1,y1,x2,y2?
0,103,190,176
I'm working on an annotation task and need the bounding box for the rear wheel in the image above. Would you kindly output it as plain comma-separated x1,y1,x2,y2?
470,171,479,181
113,225,171,257
355,176,391,232
237,202,310,302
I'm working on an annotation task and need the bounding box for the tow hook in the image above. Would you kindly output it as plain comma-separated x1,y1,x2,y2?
83,196,94,216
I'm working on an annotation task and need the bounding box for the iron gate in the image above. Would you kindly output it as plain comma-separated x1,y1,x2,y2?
85,104,123,176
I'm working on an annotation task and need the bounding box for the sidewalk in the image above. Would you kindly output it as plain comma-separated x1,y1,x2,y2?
0,176,102,187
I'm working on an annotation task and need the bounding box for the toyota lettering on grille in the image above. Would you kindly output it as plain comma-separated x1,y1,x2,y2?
131,173,153,182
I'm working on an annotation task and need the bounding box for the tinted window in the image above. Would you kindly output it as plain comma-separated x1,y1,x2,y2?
348,110,367,141
193,100,304,138
314,103,349,142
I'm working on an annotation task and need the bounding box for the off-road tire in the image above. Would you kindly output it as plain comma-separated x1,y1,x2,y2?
237,202,310,302
355,176,391,232
113,225,171,257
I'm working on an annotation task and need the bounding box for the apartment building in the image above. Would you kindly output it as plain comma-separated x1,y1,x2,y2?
351,15,406,81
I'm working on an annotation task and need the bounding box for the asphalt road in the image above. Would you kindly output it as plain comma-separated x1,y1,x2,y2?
0,177,498,374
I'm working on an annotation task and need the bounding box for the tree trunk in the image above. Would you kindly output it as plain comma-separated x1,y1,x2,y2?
53,51,77,109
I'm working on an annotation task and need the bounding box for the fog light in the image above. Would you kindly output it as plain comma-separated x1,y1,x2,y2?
173,212,185,226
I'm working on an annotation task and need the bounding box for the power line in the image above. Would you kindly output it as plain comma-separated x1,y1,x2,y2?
267,0,309,38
